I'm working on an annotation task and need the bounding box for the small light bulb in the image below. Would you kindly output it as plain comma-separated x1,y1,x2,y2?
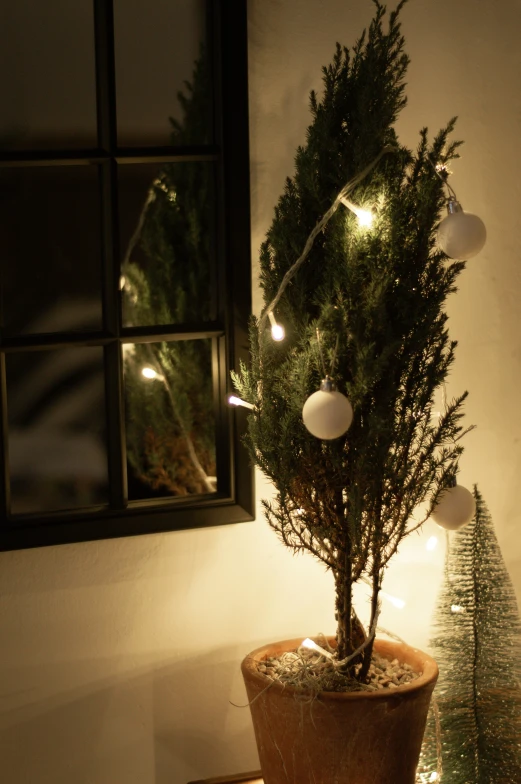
426,536,438,551
381,591,406,610
119,275,126,290
271,323,285,341
142,366,158,380
339,196,374,229
228,395,255,410
268,311,285,341
430,774,439,783
451,604,463,613
300,638,334,659
354,208,374,228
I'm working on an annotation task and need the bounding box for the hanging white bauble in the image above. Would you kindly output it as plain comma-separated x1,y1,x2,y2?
437,200,486,260
431,484,476,530
302,377,353,440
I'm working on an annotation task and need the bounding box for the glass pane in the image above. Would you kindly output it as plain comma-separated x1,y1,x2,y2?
119,162,215,327
6,347,108,514
124,339,216,500
0,0,97,150
114,0,211,147
0,165,102,337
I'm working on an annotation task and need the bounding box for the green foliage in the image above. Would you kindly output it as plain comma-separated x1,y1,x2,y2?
234,2,470,662
418,488,521,783
123,49,216,497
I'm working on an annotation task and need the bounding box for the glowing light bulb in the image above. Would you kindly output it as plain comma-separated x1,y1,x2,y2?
142,366,158,380
272,323,285,341
340,196,374,229
300,638,335,659
430,774,439,783
119,275,126,290
381,591,406,609
228,395,255,410
426,536,438,551
451,604,463,613
354,207,374,228
268,311,285,341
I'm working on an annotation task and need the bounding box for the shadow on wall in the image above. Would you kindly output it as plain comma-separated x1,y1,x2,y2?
153,651,257,783
0,648,257,784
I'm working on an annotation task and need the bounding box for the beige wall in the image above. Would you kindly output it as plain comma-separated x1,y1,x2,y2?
2,0,521,781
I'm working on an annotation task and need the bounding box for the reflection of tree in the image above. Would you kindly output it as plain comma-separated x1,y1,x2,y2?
122,53,216,497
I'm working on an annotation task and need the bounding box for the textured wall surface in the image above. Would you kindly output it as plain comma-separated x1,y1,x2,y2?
1,1,521,782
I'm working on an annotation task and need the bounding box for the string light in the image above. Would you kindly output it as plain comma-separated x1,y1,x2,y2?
361,575,405,609
268,310,285,341
340,196,374,228
300,638,335,660
451,604,463,613
228,395,255,410
381,591,406,609
257,145,396,344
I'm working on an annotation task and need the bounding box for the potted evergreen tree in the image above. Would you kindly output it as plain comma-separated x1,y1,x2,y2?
231,2,485,782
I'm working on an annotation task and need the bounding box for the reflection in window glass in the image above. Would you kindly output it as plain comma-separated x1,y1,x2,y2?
124,339,216,499
6,348,107,514
114,0,210,147
0,0,97,150
0,165,102,337
119,162,215,327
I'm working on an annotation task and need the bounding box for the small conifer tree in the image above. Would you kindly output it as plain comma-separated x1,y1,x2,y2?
232,0,472,678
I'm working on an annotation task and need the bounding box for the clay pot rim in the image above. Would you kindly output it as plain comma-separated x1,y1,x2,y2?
241,636,438,701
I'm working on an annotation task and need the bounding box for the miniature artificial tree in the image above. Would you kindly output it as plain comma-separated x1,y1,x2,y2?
232,0,483,680
418,487,521,783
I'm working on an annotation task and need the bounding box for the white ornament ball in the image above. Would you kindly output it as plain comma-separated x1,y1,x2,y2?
431,484,476,530
302,384,353,440
437,210,486,260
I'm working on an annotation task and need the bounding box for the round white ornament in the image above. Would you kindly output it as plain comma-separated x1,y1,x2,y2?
431,483,476,530
302,377,353,440
437,200,486,260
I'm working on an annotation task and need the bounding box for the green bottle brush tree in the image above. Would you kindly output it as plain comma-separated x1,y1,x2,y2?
418,487,521,783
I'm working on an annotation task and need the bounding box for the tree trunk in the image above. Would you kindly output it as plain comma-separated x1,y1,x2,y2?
359,567,381,681
335,549,352,661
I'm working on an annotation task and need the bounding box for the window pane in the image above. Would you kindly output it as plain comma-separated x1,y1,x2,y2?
0,165,102,337
119,162,215,327
6,347,108,514
124,339,216,500
0,0,97,150
114,0,211,147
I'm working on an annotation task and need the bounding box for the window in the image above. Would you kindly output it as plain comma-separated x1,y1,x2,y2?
0,0,253,550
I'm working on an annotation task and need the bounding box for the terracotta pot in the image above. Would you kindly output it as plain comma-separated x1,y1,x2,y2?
241,637,438,784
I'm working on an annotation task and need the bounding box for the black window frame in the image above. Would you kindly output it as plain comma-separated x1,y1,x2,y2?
0,0,254,551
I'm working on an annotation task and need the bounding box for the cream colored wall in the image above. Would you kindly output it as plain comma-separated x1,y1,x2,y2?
1,1,521,781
